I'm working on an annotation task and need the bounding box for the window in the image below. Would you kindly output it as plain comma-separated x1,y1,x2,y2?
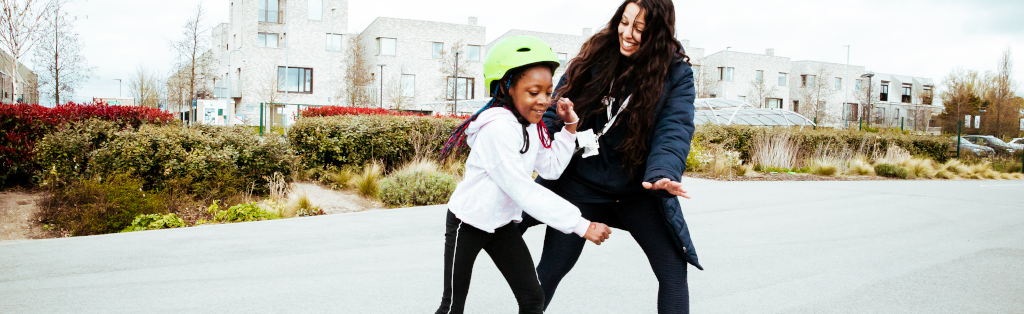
766,98,782,109
307,0,322,20
468,45,482,62
835,77,842,91
793,100,800,113
874,107,886,124
693,66,702,81
432,42,443,59
880,82,889,101
965,115,971,127
856,79,862,92
801,75,816,88
974,115,981,128
377,37,396,56
778,73,787,86
401,74,415,98
718,67,733,81
277,67,313,93
446,77,475,100
557,53,568,67
258,0,279,23
737,96,746,102
901,84,912,103
817,101,826,117
844,103,859,121
326,33,343,51
755,70,763,83
258,33,278,48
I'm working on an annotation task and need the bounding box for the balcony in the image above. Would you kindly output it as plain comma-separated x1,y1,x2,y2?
215,77,242,99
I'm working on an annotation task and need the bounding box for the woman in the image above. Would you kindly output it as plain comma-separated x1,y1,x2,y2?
517,0,701,313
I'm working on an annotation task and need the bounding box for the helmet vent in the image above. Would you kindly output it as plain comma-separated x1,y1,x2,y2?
517,47,531,52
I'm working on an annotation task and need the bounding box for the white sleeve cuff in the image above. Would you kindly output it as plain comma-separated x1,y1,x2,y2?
555,128,576,143
572,218,591,237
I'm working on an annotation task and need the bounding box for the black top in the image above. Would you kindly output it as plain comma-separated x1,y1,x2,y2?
538,56,697,204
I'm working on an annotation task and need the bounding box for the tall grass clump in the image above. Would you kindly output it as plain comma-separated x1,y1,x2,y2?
808,142,854,176
902,158,937,179
875,164,910,179
353,161,384,198
750,132,800,170
848,156,875,176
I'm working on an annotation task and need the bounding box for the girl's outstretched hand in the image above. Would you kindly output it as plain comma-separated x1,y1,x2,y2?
583,222,611,245
642,178,691,199
555,98,578,134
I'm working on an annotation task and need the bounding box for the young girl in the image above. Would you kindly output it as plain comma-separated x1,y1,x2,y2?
434,36,613,314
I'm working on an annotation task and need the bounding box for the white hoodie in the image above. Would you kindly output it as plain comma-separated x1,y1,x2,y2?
447,107,590,236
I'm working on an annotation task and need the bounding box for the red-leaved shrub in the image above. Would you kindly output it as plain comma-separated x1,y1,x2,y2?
1,102,175,187
300,106,469,120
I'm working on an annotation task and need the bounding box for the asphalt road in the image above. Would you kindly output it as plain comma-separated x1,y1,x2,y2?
2,178,1023,313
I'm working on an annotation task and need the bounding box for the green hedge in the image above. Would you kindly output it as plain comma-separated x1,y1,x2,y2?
696,125,950,162
36,120,296,196
289,115,463,170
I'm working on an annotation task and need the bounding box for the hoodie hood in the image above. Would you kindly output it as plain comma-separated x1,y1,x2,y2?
465,107,521,148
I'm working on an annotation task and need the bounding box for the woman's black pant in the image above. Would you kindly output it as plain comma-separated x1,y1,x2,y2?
518,196,690,314
435,210,545,314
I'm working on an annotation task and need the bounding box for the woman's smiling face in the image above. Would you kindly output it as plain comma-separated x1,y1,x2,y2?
617,2,645,57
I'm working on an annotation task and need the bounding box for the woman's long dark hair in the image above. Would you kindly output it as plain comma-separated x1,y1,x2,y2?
557,0,688,170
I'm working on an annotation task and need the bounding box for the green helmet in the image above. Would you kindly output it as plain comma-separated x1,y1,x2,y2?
484,36,561,97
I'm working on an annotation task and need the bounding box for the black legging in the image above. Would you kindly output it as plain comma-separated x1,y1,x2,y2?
436,210,545,314
519,196,690,314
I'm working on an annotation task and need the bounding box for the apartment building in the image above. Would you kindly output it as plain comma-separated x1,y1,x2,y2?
204,0,349,126
356,17,485,111
1,50,39,105
700,47,937,129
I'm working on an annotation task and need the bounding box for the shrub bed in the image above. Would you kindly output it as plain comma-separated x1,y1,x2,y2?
300,105,469,119
380,170,458,207
40,174,169,236
874,164,910,179
1,103,174,187
696,125,950,163
289,115,463,170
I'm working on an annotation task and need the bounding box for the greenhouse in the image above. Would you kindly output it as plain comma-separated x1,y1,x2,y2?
693,98,816,128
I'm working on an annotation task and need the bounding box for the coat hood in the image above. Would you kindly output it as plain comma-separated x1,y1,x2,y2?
465,107,520,147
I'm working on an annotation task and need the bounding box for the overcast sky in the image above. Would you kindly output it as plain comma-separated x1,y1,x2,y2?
50,0,1023,104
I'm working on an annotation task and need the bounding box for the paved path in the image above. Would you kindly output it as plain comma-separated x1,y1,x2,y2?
2,179,1023,313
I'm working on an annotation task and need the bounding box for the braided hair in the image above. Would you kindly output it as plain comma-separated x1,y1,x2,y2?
438,66,553,162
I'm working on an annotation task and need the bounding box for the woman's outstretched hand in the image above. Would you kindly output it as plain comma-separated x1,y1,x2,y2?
583,222,611,245
642,178,691,199
555,98,578,134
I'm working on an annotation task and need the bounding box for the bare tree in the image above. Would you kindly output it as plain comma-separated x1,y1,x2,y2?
343,36,374,107
938,68,985,133
691,59,718,99
438,40,472,114
32,2,92,106
170,2,210,110
0,0,57,103
985,47,1018,137
385,70,413,110
794,66,836,123
746,74,778,108
127,65,160,108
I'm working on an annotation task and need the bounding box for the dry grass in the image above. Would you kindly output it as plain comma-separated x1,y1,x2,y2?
808,142,855,176
266,172,289,202
809,159,840,176
353,162,384,198
874,145,912,165
735,164,755,177
397,158,441,176
902,158,937,179
848,156,875,176
940,160,970,176
751,132,800,170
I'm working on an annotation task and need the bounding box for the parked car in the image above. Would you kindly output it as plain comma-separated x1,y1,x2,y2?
1008,138,1024,150
955,137,995,157
963,135,1018,156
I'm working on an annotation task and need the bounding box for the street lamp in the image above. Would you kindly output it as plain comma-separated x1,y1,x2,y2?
114,79,121,98
861,72,875,128
844,45,850,128
329,8,336,106
376,63,386,108
453,50,464,115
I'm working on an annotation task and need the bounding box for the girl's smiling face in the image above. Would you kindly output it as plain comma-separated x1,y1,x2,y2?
509,66,554,124
618,2,645,57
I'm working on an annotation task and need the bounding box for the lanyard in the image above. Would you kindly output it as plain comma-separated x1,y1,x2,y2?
599,94,631,137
